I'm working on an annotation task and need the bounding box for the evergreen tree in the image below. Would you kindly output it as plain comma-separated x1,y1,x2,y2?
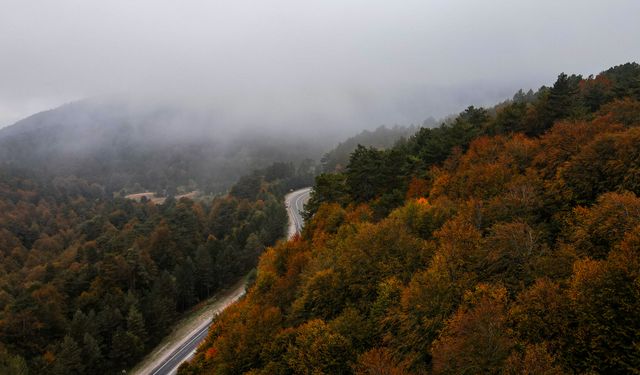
0,349,28,375
145,271,177,339
346,145,386,202
82,333,103,374
68,310,89,342
126,305,147,347
195,245,215,298
109,329,138,368
175,258,197,311
53,335,84,375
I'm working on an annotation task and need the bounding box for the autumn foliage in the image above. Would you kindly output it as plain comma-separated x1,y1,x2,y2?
0,167,290,374
181,63,640,374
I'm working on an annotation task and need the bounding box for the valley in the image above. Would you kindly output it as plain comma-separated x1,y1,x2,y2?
1,2,639,373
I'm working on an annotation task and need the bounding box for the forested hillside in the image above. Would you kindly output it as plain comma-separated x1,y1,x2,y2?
180,62,640,374
320,125,422,173
0,162,307,374
0,99,324,195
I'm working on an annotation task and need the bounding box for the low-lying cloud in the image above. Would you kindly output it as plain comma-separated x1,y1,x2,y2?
1,0,639,135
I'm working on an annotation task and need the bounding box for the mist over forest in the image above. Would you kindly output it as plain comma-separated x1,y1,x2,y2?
2,1,640,375
0,97,334,195
2,0,638,199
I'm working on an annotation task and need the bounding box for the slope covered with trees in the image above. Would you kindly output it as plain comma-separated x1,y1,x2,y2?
320,125,423,173
0,99,325,195
180,63,640,374
0,162,305,374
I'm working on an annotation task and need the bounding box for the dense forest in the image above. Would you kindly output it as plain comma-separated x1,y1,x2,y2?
179,62,640,374
0,161,315,374
320,125,423,173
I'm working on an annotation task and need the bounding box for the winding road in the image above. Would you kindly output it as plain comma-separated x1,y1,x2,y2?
286,187,312,238
136,187,312,375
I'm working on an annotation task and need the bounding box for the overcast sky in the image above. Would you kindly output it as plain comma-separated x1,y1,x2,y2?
1,0,639,132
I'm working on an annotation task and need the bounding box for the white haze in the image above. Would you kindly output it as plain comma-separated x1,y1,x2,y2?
1,0,639,136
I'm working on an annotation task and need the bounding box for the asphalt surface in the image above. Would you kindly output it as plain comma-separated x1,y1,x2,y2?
145,285,245,375
285,187,312,237
143,187,312,375
148,314,216,375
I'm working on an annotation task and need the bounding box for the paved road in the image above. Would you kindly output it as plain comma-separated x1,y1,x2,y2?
144,284,246,375
141,187,312,375
150,323,207,375
285,187,312,238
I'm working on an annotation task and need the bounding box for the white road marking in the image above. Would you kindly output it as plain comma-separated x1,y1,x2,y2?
139,188,311,375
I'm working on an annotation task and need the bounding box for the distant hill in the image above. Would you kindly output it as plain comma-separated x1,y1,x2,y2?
0,98,328,194
320,124,428,173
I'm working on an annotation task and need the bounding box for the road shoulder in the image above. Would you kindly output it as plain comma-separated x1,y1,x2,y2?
130,277,247,375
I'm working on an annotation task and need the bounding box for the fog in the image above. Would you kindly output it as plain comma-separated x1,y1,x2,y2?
1,0,639,136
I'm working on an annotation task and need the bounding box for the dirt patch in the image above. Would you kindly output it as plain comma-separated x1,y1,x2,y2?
125,191,200,205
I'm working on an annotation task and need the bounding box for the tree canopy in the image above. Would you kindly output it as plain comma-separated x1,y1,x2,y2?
181,62,640,375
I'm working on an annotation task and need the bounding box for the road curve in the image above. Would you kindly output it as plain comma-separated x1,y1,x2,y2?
136,187,312,375
285,187,312,238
